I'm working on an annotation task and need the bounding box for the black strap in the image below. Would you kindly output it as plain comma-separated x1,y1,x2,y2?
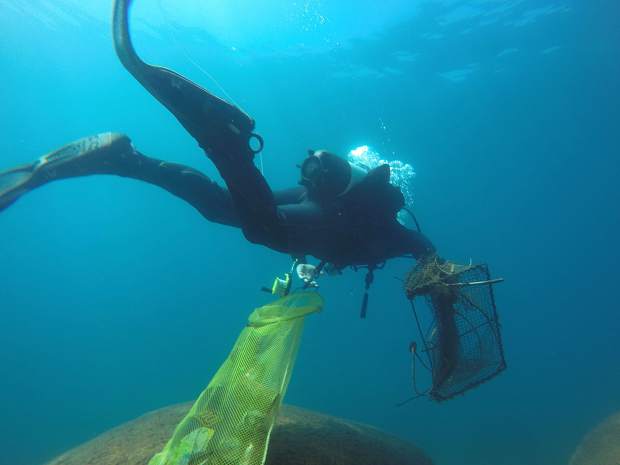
360,266,376,319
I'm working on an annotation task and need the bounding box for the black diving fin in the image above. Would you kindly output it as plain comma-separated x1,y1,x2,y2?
112,0,262,156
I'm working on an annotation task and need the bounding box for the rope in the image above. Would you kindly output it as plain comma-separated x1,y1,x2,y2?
395,299,435,407
395,340,430,407
157,0,241,109
410,299,433,371
403,207,422,232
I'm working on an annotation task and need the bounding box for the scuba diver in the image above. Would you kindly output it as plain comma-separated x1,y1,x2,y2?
0,0,505,401
1,0,437,274
0,132,434,269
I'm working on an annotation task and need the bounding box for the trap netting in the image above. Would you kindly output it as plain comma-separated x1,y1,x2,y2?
149,291,323,465
405,258,505,401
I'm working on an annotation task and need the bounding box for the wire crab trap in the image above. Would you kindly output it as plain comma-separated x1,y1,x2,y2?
401,258,506,403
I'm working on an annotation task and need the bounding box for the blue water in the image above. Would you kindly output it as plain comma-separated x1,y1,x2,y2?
1,1,619,465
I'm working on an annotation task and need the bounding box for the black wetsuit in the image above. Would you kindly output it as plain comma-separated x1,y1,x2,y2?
110,0,436,269
108,142,435,269
0,0,435,272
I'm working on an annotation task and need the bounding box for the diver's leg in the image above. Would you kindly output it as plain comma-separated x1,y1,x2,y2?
208,150,285,247
127,153,240,227
389,223,436,260
116,0,281,243
114,0,284,247
114,0,258,159
0,133,240,227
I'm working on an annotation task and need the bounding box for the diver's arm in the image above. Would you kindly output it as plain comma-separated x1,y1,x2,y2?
273,187,307,206
129,154,240,227
389,223,436,260
0,133,241,227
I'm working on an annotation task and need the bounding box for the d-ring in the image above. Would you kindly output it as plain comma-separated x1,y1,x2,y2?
249,133,264,154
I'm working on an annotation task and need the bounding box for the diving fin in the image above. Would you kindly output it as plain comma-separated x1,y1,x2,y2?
112,0,262,157
0,133,133,212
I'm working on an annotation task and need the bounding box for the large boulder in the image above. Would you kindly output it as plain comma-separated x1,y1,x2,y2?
45,403,433,465
570,411,620,465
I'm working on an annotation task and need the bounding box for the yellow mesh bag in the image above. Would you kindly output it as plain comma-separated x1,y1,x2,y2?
149,291,323,465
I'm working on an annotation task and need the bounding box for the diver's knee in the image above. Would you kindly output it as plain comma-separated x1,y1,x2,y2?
241,224,288,252
241,223,282,247
241,227,267,245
